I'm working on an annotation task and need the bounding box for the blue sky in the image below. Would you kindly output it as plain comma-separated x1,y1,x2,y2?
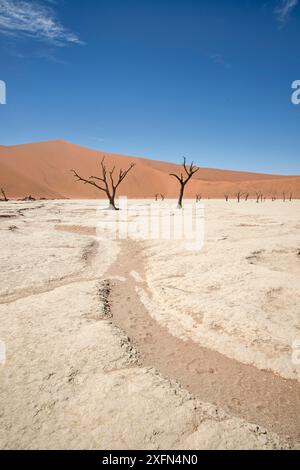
0,0,299,174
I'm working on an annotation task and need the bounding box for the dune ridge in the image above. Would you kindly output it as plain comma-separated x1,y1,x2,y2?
0,140,299,199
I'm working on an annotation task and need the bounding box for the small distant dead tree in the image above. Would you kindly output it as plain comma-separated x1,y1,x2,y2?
160,194,165,201
236,191,244,203
0,188,8,202
244,193,249,202
289,193,293,202
155,194,159,201
255,192,263,203
170,157,199,209
196,194,202,203
71,157,135,210
224,193,229,202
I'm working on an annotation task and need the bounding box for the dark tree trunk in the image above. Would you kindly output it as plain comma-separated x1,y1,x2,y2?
108,193,118,210
177,184,184,209
170,157,199,209
1,188,8,202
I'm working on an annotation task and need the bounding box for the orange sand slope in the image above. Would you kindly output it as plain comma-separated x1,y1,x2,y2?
0,140,299,199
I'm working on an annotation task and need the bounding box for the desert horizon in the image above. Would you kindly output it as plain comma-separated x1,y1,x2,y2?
1,140,299,201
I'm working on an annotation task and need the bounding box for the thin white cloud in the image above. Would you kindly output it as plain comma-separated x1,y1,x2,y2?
0,0,83,45
209,53,231,69
275,0,298,27
89,136,105,143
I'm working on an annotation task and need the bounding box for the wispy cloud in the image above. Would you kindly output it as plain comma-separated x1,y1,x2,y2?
209,53,231,69
89,136,105,144
0,0,83,45
275,0,298,27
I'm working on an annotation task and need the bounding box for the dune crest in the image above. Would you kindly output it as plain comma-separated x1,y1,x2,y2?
0,140,299,199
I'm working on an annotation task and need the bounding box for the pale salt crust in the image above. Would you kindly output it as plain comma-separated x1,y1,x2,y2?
0,199,298,449
137,200,300,381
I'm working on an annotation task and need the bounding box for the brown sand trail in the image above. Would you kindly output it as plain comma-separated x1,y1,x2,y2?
55,224,97,236
105,240,300,444
55,224,300,445
1,140,299,199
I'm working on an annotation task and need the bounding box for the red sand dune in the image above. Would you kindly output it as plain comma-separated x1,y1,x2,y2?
0,140,299,199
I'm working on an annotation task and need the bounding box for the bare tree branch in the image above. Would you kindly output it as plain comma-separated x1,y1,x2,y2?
71,157,135,210
170,157,200,208
71,170,107,192
170,173,183,183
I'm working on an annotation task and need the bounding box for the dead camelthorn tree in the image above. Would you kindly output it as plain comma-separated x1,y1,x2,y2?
0,188,8,202
289,193,293,202
224,193,229,202
155,194,159,201
236,191,244,203
170,157,199,209
160,194,165,201
196,194,202,203
255,192,262,203
244,193,249,202
283,192,286,202
71,157,135,210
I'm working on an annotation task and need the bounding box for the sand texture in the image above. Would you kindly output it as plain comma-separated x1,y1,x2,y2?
0,199,299,450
